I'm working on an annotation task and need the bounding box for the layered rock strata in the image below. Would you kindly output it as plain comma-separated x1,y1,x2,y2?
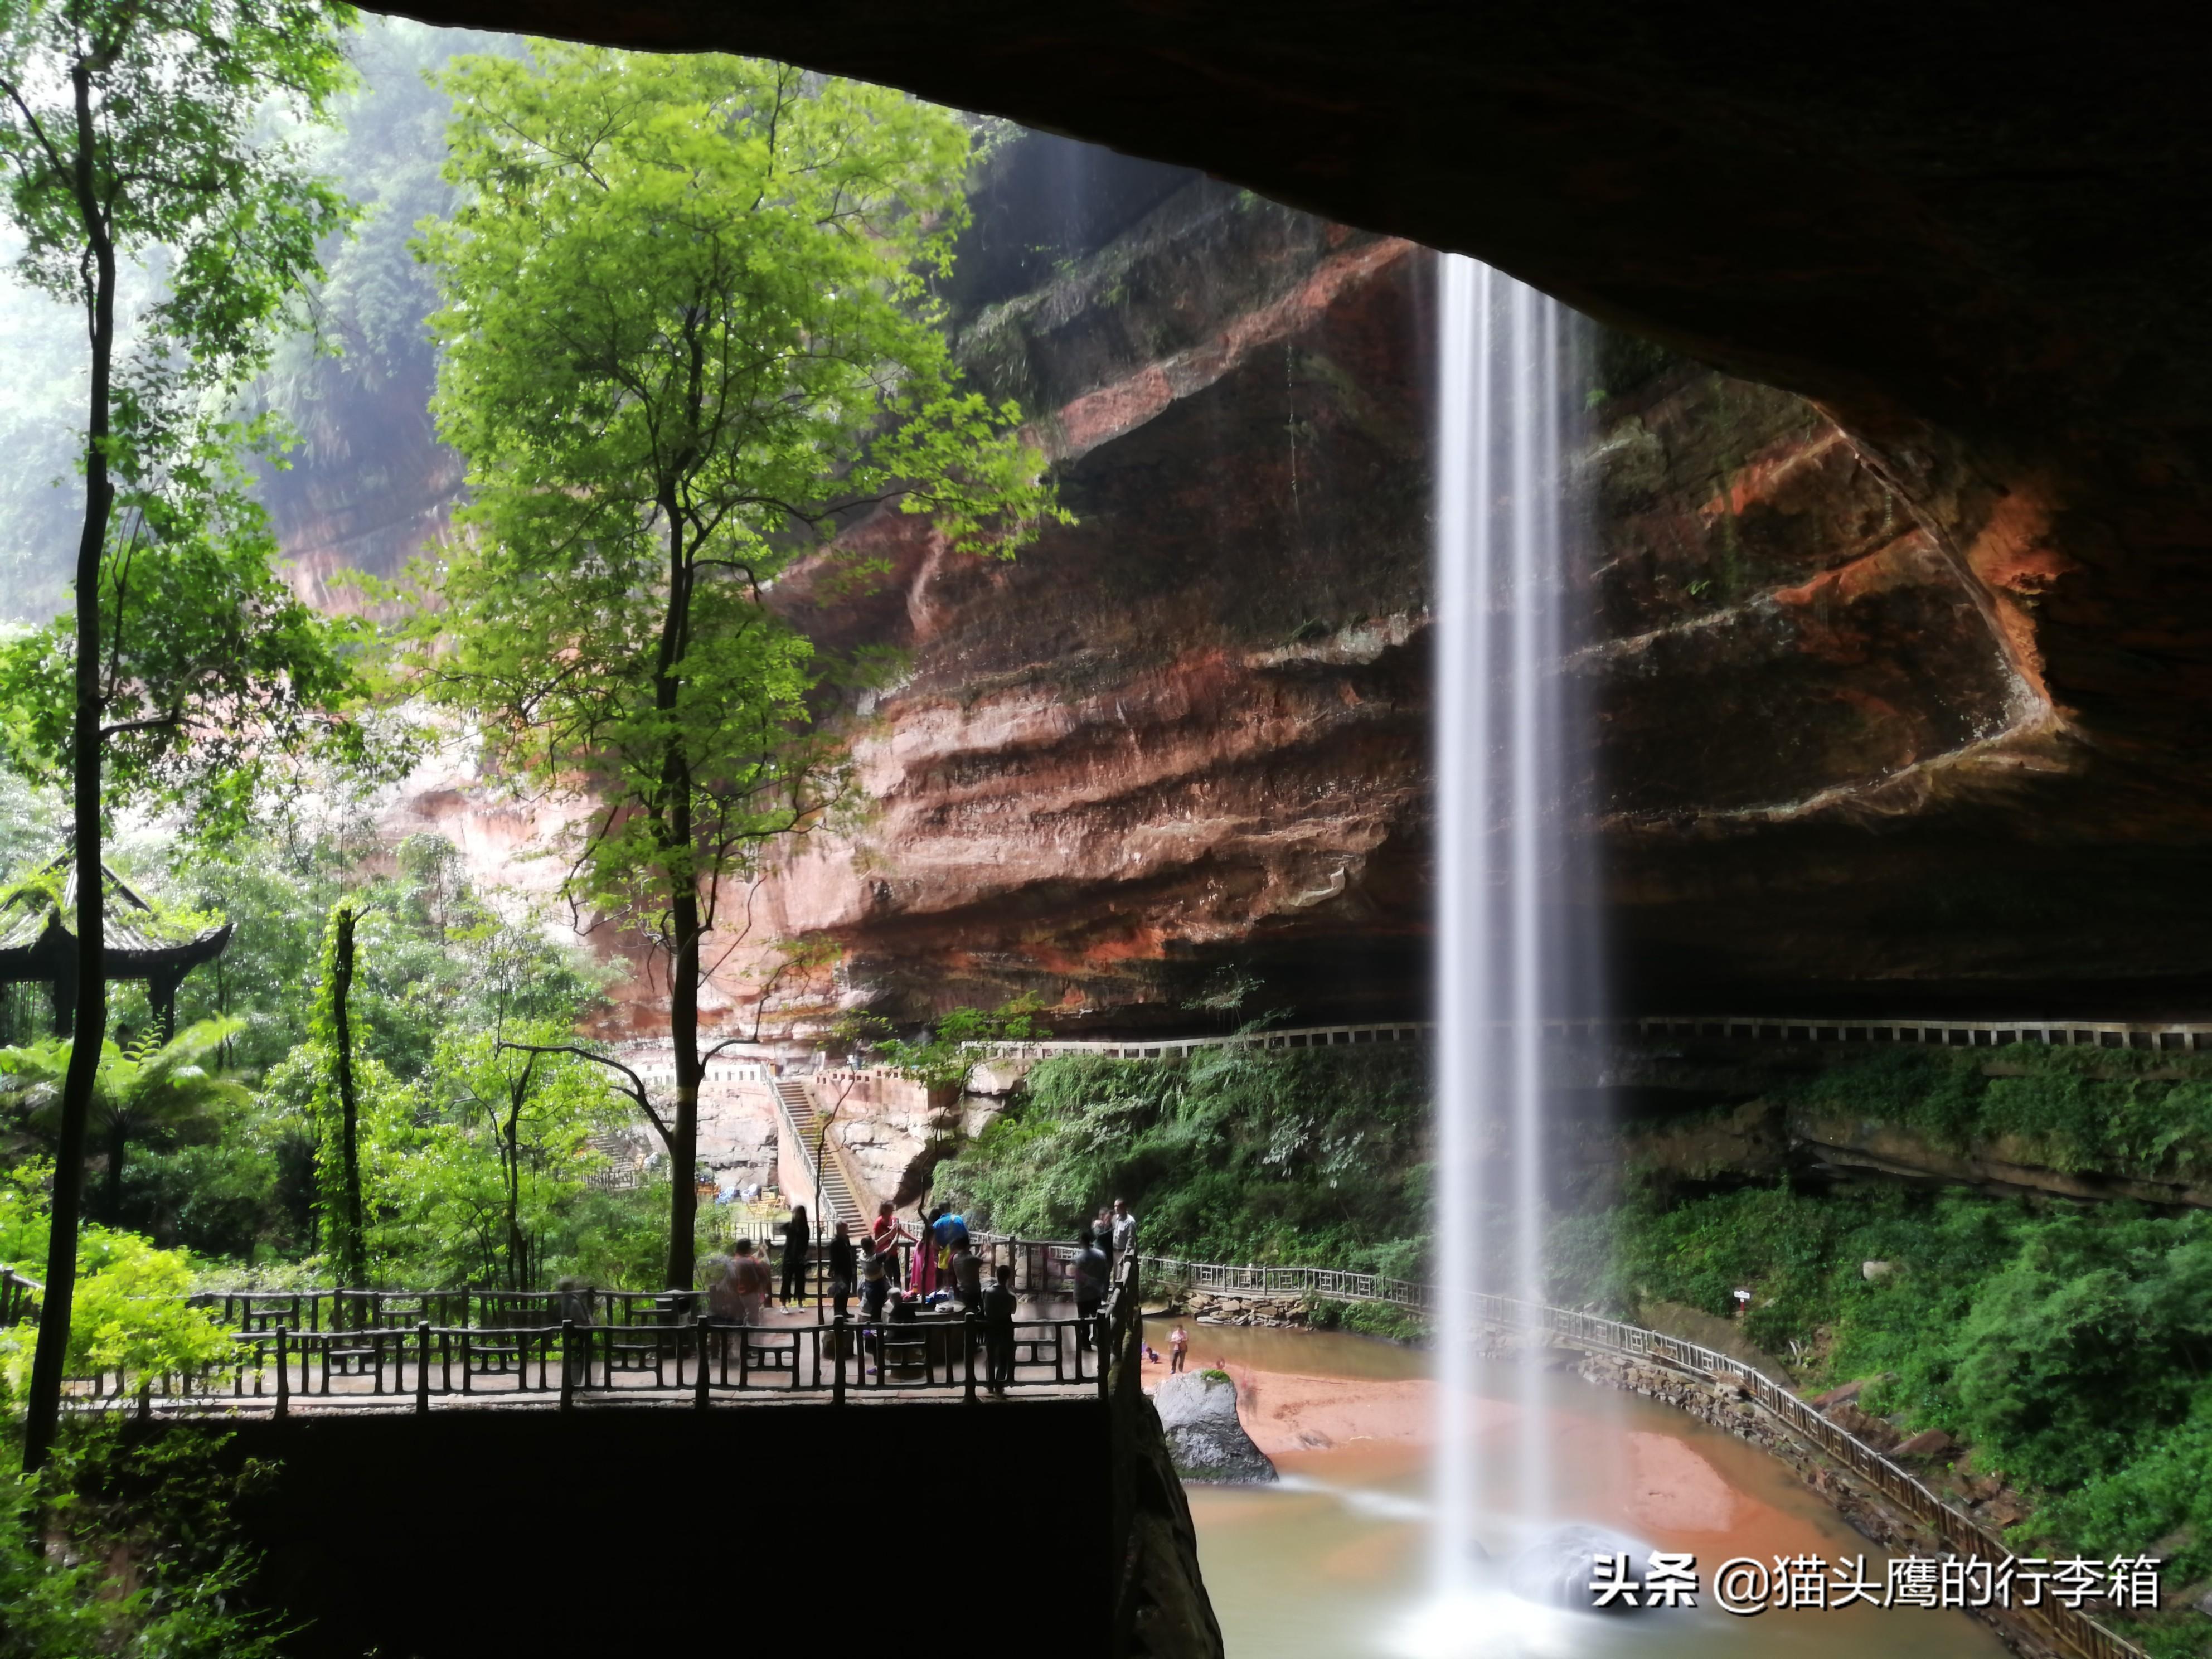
386,4,2212,1015
366,129,2103,1031
712,140,2026,1031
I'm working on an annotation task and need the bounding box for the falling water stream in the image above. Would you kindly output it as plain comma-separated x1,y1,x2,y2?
1159,249,2006,1659
1428,254,1585,1631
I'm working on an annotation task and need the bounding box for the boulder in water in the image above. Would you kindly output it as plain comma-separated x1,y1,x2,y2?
1153,1371,1278,1483
1507,1522,1661,1615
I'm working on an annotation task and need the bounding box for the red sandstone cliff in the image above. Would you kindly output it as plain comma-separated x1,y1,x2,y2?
362,132,2093,1034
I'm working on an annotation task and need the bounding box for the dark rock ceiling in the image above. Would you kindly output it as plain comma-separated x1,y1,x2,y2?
374,3,2212,1010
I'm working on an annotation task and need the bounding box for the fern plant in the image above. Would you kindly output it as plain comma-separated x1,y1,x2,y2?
1,1017,248,1223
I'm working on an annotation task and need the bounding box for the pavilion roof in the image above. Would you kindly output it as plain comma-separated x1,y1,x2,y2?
0,853,230,967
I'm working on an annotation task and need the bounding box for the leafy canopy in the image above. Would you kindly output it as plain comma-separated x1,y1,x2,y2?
2,1015,249,1145
387,1021,617,1290
0,1161,229,1401
405,45,1065,948
867,996,1053,1095
0,0,375,838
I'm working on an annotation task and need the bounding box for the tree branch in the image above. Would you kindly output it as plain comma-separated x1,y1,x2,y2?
495,1041,668,1144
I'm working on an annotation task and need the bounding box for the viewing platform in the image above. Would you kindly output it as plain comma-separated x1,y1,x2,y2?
30,1235,1134,1422
5,1243,1184,1656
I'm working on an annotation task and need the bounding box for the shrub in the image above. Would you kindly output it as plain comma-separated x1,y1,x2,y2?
0,1163,231,1406
937,1045,1429,1272
0,1420,284,1658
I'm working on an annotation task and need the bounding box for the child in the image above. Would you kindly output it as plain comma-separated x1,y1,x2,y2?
1168,1322,1189,1374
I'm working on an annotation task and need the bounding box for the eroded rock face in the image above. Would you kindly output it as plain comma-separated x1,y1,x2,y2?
714,139,2029,1030
1153,1370,1277,1485
368,130,2131,1031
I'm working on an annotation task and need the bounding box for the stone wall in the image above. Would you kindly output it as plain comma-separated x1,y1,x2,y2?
697,1077,779,1193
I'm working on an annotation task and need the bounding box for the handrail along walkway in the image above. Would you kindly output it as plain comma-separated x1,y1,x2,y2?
61,1236,1144,1420
964,1014,2212,1061
1137,1248,2145,1659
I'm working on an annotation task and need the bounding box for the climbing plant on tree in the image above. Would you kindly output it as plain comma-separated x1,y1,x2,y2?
406,45,1064,1290
0,0,363,1469
311,901,366,1293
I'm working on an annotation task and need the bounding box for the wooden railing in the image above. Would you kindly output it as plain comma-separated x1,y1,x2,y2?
69,1235,1140,1417
122,1307,1115,1415
1136,1249,2146,1659
2,1265,40,1325
188,1286,719,1335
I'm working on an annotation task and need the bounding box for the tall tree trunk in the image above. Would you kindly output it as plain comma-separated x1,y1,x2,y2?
656,487,700,1292
667,873,700,1290
25,62,117,1476
330,904,365,1298
504,1109,524,1292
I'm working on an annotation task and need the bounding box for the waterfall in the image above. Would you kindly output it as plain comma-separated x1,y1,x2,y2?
1427,253,1593,1617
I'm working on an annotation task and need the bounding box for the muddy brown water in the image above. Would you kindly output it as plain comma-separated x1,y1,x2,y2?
1142,1318,2013,1659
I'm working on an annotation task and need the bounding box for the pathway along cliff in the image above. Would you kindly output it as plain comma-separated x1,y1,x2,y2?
1122,1230,2150,1659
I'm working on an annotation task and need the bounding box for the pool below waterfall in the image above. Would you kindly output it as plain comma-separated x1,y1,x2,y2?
1143,1320,2014,1659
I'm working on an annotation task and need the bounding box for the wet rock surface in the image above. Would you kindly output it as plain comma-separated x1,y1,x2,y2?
712,142,2045,1031
1506,1522,1660,1614
1154,1370,1279,1484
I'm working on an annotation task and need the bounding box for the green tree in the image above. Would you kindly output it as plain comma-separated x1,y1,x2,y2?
408,45,1062,1289
0,0,360,1469
871,996,1052,1097
311,900,366,1291
402,1022,612,1289
1,1015,249,1222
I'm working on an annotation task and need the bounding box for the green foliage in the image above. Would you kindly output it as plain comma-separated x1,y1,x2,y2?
402,44,1065,967
1564,1180,2212,1587
1,1017,250,1220
0,1163,229,1403
937,1044,1429,1269
0,1421,284,1658
26,831,619,1274
0,485,381,838
1780,1045,2212,1182
253,19,521,482
559,1177,680,1291
402,44,1064,1287
870,996,1052,1095
153,824,606,1082
0,0,379,843
1303,1296,1428,1343
380,1022,618,1289
0,273,86,622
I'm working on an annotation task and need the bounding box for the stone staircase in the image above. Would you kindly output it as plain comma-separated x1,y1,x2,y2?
774,1078,868,1233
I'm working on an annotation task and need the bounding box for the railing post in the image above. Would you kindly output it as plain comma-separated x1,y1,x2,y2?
833,1314,847,1405
274,1326,289,1419
1096,1313,1111,1400
964,1313,978,1404
415,1321,430,1414
560,1320,575,1412
694,1318,711,1411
